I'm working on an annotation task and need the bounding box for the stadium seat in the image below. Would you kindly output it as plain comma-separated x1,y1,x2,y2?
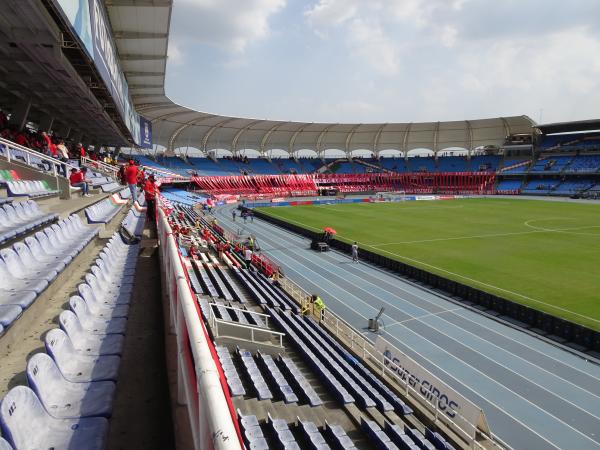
69,297,128,335
237,348,273,400
26,353,116,419
59,310,124,355
0,305,21,328
44,329,121,382
0,386,108,450
0,437,11,450
6,180,58,197
85,198,122,223
215,346,246,397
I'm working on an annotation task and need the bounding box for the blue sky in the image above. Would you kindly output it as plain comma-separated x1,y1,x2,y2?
165,0,600,125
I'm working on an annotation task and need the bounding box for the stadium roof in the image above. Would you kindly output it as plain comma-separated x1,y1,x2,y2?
535,119,600,135
110,1,535,155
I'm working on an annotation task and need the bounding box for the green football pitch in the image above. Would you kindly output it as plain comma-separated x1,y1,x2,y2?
256,198,600,331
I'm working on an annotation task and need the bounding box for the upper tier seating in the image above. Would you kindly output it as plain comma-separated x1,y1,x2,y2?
0,200,57,245
530,155,572,173
522,179,560,194
6,180,58,198
563,154,600,173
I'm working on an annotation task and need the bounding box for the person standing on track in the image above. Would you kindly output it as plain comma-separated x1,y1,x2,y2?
232,209,236,221
352,241,359,263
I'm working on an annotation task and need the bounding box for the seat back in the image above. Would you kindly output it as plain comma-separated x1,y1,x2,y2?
44,328,76,364
12,242,39,267
26,353,63,402
59,310,84,338
70,295,92,317
0,249,26,278
0,386,47,449
0,436,13,450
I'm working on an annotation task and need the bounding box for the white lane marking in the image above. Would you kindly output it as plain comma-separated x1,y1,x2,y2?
250,212,600,383
257,226,600,421
524,218,600,237
385,308,464,327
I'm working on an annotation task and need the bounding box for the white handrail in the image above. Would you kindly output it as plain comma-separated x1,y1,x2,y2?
0,137,78,177
81,156,119,178
157,204,242,450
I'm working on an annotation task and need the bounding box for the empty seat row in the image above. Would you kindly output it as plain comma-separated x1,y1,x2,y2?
85,197,122,224
215,346,246,397
0,200,57,245
0,233,138,449
6,180,58,198
268,414,300,450
122,208,145,237
238,348,273,400
268,308,354,405
257,351,298,404
301,315,412,415
280,312,375,409
238,412,269,450
100,182,121,193
0,198,12,205
0,215,98,331
278,355,323,407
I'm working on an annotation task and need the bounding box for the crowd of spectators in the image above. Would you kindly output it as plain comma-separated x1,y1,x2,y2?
0,108,119,166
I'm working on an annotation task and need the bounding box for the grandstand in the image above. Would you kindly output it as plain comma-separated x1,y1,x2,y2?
0,1,599,450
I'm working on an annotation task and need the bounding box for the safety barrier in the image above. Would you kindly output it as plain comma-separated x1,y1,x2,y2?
157,203,243,450
80,156,119,178
0,137,78,179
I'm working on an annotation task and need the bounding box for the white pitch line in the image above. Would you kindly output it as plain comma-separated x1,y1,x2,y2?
256,209,600,325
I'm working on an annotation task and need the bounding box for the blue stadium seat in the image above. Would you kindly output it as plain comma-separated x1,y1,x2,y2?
26,353,116,419
215,346,246,397
0,386,108,450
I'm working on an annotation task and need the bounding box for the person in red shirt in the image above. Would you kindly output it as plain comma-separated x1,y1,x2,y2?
143,174,158,221
69,168,90,196
76,143,86,161
124,159,139,202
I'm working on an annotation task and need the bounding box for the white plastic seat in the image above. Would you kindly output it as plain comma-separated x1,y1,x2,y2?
84,274,131,305
44,329,121,382
70,293,128,320
69,298,127,335
26,353,116,419
0,386,108,450
58,311,124,355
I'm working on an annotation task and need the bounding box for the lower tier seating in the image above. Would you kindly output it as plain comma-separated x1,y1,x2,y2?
0,214,98,330
85,197,122,224
0,200,57,245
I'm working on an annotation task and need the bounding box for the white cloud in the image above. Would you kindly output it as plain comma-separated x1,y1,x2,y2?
172,0,285,52
349,19,399,75
304,0,359,33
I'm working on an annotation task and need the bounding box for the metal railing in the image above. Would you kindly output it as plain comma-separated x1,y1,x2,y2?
157,205,242,450
208,305,284,348
80,155,119,178
208,303,272,329
0,137,78,178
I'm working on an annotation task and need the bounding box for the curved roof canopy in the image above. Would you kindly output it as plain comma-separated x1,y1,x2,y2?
107,0,535,155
